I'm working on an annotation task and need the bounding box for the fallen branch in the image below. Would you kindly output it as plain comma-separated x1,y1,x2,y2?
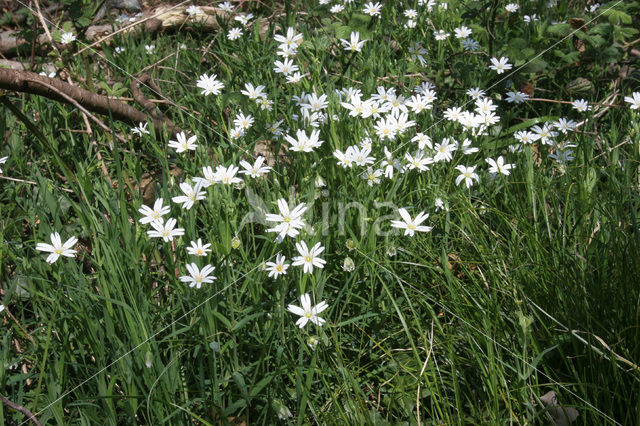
0,394,42,426
0,68,179,136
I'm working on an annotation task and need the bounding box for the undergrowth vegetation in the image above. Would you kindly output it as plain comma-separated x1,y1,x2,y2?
1,0,640,424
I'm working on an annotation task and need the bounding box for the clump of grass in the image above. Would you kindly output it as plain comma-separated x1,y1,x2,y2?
1,0,639,424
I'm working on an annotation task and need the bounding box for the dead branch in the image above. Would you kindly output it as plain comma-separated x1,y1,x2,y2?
0,394,42,426
0,68,179,136
130,73,166,120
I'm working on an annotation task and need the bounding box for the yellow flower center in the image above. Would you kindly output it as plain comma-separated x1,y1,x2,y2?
305,256,312,263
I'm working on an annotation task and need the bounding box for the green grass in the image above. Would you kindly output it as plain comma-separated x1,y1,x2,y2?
1,0,640,424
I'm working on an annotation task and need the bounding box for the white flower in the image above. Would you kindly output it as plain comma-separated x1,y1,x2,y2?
234,13,253,26
186,238,212,256
239,156,271,178
390,208,432,236
36,232,78,264
412,133,432,150
168,132,198,153
196,73,224,96
60,32,76,45
334,147,355,168
228,27,243,40
433,138,457,162
172,181,206,210
138,198,171,224
147,218,185,242
0,156,7,174
467,87,485,99
340,31,366,52
186,5,202,16
330,4,344,13
486,156,515,175
408,43,427,65
362,167,383,186
624,92,640,109
363,1,382,16
254,97,272,111
459,138,479,155
145,44,155,54
265,198,307,239
274,27,303,51
489,57,513,74
233,113,254,130
404,8,418,18
241,83,266,100
114,46,125,55
351,146,375,166
381,146,400,179
434,30,450,41
287,293,329,328
571,99,591,112
454,26,472,39
505,91,530,104
302,93,329,112
553,117,577,133
180,263,216,289
131,122,150,136
215,164,242,185
285,129,323,152
229,127,245,140
455,165,480,188
404,151,433,172
462,38,480,51
444,106,463,122
292,241,326,274
193,166,219,188
374,118,397,141
218,2,234,13
265,253,290,278
286,72,305,84
505,3,519,12
406,94,432,114
530,123,557,144
273,58,298,75
514,130,538,145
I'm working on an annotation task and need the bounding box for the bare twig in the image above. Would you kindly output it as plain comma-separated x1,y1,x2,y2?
33,0,54,45
1,394,42,425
